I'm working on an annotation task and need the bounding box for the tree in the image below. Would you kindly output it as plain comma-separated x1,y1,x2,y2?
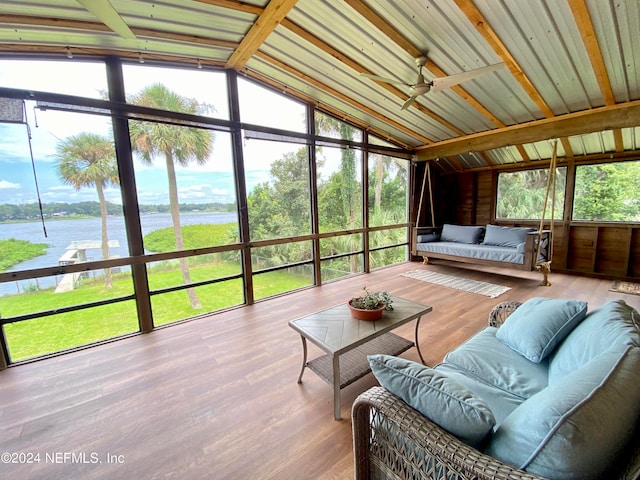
368,154,408,223
247,148,312,266
55,132,119,288
496,168,566,220
573,162,640,221
315,115,361,228
129,84,215,309
315,114,362,272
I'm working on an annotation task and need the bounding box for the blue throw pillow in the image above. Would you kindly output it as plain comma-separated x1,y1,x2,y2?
486,345,640,479
482,224,534,248
548,300,640,382
417,233,440,243
368,354,495,447
439,224,484,244
496,297,588,363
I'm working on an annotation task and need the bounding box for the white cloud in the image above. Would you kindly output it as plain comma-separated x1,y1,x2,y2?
0,179,20,189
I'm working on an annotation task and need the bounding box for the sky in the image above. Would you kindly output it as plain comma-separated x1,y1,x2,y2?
0,59,315,206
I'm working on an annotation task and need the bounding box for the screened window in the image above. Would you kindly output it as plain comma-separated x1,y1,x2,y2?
238,78,306,132
0,59,107,98
496,168,566,220
315,111,363,142
245,141,311,241
0,95,136,361
368,152,409,268
124,69,240,323
123,64,229,120
316,144,363,232
573,161,640,221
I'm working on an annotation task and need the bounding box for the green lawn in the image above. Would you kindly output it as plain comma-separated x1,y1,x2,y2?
0,238,49,271
2,260,309,362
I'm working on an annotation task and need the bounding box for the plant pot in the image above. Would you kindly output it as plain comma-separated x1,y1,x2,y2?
348,301,386,321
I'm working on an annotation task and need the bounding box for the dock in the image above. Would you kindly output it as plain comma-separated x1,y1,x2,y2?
55,240,120,293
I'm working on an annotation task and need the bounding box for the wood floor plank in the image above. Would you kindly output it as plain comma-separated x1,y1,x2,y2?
1,261,639,479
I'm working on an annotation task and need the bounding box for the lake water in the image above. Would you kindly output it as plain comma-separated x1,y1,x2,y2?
0,212,237,296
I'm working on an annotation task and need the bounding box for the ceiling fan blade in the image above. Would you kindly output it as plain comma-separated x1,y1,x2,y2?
401,94,419,110
76,0,136,40
360,72,407,86
430,63,504,93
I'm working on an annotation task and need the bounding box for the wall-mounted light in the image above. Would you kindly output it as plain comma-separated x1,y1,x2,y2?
138,52,144,64
66,46,73,59
197,58,202,69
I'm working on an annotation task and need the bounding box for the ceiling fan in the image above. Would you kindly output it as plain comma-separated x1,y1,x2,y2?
76,0,136,40
361,54,504,110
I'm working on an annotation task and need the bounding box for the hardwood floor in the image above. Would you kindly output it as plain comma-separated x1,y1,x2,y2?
1,260,639,480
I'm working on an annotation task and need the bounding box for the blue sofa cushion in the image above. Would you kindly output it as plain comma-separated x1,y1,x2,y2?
443,327,549,400
368,354,495,447
482,224,535,248
549,300,640,382
440,224,484,244
416,233,440,243
496,297,588,363
486,345,640,480
416,242,527,264
434,363,524,426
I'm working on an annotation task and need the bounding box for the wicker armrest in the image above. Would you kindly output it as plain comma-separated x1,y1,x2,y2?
353,386,546,480
488,300,522,327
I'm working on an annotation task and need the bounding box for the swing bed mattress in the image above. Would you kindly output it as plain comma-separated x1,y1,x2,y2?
412,224,550,271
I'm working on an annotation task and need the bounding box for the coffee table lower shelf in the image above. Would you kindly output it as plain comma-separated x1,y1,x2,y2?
306,332,414,389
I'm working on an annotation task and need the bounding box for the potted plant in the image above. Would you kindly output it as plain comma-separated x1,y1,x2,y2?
348,287,394,321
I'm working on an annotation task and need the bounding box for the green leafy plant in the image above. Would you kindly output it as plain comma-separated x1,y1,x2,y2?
349,287,393,311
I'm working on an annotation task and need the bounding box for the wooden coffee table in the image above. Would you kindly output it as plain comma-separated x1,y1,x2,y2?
288,296,431,420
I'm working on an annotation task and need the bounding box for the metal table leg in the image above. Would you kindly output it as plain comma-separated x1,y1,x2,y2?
332,354,341,420
297,335,308,384
415,315,426,364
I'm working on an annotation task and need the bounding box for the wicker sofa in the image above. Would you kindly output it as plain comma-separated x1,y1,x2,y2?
353,298,640,480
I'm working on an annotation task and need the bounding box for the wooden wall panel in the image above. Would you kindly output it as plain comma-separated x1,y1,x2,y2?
539,223,567,271
567,226,597,272
630,229,640,277
475,171,493,225
595,227,631,276
455,173,475,225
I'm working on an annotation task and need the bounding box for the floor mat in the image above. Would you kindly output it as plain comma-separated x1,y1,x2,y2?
400,270,511,298
609,281,640,296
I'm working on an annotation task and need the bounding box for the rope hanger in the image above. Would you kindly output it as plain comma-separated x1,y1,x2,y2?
535,139,557,286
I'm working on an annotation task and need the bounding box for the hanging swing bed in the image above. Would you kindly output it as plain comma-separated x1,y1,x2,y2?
412,145,557,286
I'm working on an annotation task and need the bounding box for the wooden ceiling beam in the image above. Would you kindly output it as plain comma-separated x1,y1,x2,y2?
443,148,640,175
343,0,504,130
453,1,578,162
240,68,415,149
0,14,113,32
567,0,624,152
193,0,263,15
452,0,555,119
0,15,239,50
568,0,615,105
280,18,453,137
415,100,640,161
225,0,298,69
252,51,432,144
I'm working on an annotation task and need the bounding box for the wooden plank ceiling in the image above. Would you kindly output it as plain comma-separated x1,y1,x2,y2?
0,0,638,173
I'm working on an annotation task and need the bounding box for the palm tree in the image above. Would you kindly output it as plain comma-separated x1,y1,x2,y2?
55,132,119,288
129,83,214,309
369,153,408,216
